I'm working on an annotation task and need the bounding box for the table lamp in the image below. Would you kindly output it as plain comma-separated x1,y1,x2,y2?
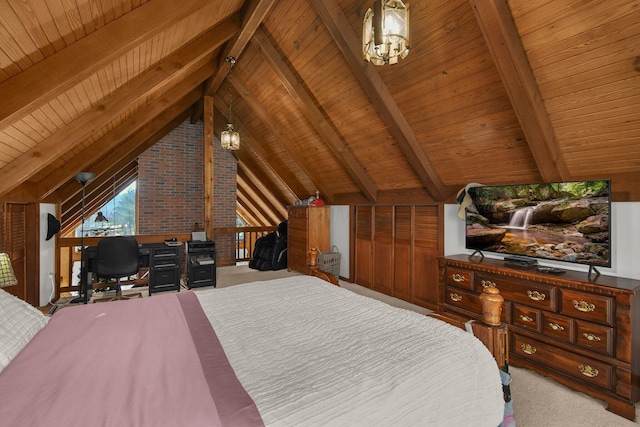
0,253,18,288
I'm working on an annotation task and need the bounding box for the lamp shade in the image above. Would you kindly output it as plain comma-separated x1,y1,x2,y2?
221,123,240,150
95,212,109,222
363,0,410,66
74,171,95,185
0,253,17,288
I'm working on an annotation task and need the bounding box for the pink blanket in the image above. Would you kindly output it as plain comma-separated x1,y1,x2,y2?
0,292,264,427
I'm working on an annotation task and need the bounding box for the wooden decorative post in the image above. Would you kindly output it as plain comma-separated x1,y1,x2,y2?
479,286,504,326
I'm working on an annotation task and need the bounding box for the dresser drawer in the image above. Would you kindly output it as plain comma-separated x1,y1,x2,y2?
444,267,473,290
560,289,613,326
575,320,614,356
475,273,556,311
512,304,541,333
288,216,308,232
445,285,509,322
444,286,481,314
541,312,573,343
512,333,613,391
288,207,308,219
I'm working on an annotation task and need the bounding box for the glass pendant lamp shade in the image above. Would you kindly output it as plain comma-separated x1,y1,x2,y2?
221,57,240,151
363,0,410,66
221,123,240,150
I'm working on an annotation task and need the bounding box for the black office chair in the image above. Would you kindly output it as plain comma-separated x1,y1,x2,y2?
93,236,142,302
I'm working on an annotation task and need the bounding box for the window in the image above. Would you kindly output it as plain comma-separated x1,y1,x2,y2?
76,181,137,237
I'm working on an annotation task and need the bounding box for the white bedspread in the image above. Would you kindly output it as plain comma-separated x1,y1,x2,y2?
195,276,504,427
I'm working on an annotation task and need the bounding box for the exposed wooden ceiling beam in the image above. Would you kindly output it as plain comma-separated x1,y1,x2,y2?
0,0,219,130
469,0,570,181
310,0,447,201
238,162,288,219
213,96,303,201
205,0,278,95
236,203,261,227
59,105,194,232
0,18,237,199
230,76,335,202
233,143,297,207
237,188,270,226
251,28,378,202
53,89,201,208
32,23,236,200
237,174,282,225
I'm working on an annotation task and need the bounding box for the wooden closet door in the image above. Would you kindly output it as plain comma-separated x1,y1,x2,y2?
354,206,372,288
411,205,442,309
393,206,412,302
373,206,393,296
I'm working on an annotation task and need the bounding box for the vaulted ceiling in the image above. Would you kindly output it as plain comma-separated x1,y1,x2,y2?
1,0,639,230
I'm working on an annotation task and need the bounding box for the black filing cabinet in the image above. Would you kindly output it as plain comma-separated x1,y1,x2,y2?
186,241,216,289
148,244,181,294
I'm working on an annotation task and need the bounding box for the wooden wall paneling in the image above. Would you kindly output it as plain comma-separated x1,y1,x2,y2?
393,206,412,302
373,206,393,296
410,205,443,310
25,203,39,305
0,203,39,306
354,205,372,288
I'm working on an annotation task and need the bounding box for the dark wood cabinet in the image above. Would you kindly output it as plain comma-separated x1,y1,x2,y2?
438,254,640,421
287,206,330,274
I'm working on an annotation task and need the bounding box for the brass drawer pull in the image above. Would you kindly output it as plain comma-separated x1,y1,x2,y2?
481,280,496,288
582,333,601,342
449,293,463,302
519,314,534,323
451,273,465,283
520,343,536,355
578,364,599,378
527,290,546,301
548,322,565,331
572,300,596,312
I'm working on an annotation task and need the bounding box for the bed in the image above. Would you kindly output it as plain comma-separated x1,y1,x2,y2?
0,273,505,426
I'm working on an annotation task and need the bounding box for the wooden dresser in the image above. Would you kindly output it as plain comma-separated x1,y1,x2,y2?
438,254,640,421
287,206,330,273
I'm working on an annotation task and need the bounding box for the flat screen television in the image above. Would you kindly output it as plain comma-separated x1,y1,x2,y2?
465,180,611,272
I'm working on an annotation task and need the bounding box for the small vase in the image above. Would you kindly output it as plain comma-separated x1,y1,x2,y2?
308,248,319,266
479,286,504,326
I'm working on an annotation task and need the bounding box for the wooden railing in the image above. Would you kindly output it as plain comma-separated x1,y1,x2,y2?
56,226,277,295
215,226,277,263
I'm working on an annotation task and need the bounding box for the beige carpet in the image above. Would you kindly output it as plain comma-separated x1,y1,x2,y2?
55,264,639,425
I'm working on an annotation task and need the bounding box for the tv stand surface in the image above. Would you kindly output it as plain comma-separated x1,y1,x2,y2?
503,255,538,266
438,254,640,421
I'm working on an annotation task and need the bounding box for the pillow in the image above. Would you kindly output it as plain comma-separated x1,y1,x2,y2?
0,289,49,373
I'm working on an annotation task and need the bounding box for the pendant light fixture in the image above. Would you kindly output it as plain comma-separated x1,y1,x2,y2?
220,57,240,151
363,0,410,66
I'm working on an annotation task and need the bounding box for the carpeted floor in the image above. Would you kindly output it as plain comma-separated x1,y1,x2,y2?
54,264,639,425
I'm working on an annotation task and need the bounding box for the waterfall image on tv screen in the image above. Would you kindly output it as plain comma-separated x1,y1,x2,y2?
465,180,611,267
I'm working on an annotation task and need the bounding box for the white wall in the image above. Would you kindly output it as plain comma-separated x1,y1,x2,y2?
39,204,57,306
444,202,640,280
330,205,350,279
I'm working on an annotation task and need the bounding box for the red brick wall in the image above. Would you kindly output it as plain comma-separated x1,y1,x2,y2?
138,120,237,261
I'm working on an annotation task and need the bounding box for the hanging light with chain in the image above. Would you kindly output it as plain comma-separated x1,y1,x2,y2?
220,57,240,151
362,0,410,66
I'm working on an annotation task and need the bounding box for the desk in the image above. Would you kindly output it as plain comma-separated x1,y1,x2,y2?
83,242,181,297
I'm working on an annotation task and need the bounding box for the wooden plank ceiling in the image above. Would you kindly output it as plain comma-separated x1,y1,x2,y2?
0,0,639,230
